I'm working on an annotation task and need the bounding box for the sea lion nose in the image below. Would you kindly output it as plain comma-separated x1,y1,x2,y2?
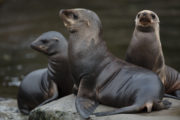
30,39,39,49
59,9,65,16
142,12,147,17
30,42,36,49
60,9,64,14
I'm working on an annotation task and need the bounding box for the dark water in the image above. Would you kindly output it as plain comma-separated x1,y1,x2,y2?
0,0,180,98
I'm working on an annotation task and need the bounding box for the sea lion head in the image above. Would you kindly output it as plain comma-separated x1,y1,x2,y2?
59,8,102,35
31,31,67,56
135,10,160,32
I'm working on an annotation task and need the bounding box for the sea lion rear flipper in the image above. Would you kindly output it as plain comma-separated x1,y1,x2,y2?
94,104,141,117
75,96,99,119
152,99,171,110
94,100,171,117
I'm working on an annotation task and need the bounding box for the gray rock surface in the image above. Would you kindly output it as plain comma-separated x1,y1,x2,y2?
0,98,28,120
29,94,180,120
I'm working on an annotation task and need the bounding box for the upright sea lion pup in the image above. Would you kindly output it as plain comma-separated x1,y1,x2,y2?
17,31,73,114
60,8,171,119
125,10,180,97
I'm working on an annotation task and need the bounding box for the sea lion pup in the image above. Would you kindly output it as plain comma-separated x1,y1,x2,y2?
59,8,171,118
125,10,180,98
17,31,73,114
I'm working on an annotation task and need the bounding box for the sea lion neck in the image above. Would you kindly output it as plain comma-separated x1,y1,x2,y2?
69,26,101,41
134,26,160,43
47,51,69,82
68,27,111,84
47,39,68,59
48,57,69,81
136,26,155,32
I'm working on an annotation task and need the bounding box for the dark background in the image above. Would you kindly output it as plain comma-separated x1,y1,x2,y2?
0,0,180,98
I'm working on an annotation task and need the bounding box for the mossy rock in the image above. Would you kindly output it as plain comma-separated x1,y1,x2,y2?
29,94,180,120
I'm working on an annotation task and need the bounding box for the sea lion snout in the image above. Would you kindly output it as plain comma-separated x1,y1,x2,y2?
30,38,49,55
30,41,36,49
138,12,151,26
59,9,65,16
59,9,71,19
59,9,78,26
59,9,75,18
139,16,151,25
30,40,40,50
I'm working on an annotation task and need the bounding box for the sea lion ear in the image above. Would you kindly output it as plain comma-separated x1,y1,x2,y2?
85,20,90,27
154,13,160,23
134,18,138,24
53,37,59,41
158,17,160,23
156,17,160,23
53,37,58,39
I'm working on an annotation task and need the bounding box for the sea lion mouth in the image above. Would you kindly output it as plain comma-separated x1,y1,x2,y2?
139,17,151,26
31,44,49,55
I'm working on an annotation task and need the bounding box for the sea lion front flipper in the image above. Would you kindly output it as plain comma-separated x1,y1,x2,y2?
72,84,79,95
75,79,99,119
37,82,59,107
75,96,99,119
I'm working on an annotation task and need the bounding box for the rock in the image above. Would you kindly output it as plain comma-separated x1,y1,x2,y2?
1,95,179,120
29,94,180,120
0,98,28,120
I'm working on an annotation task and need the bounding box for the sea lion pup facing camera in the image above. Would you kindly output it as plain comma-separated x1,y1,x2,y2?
17,31,73,114
125,10,180,98
59,8,171,118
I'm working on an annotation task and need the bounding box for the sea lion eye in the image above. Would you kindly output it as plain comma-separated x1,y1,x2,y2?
137,14,140,18
67,13,78,20
41,39,48,44
73,14,78,20
151,14,156,19
64,11,78,20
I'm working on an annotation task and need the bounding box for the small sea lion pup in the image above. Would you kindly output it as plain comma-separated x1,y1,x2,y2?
59,8,171,118
17,31,73,114
125,10,180,98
